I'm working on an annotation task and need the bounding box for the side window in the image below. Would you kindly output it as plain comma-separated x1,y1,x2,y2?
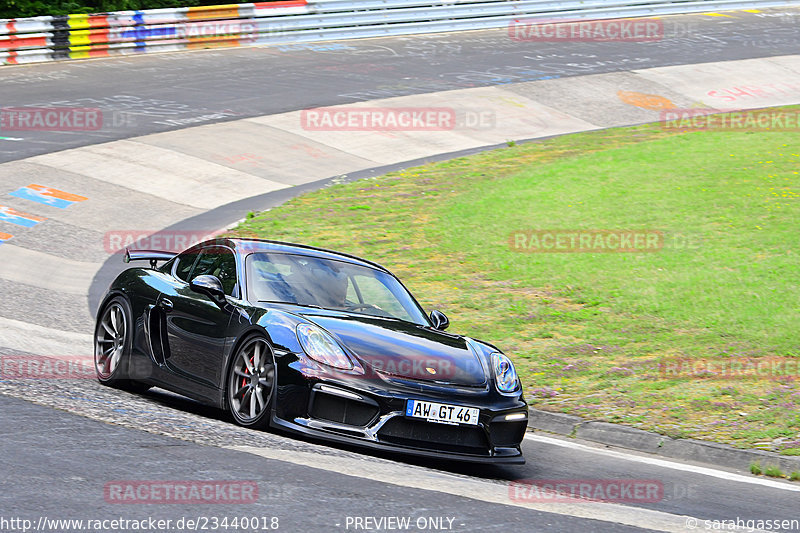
174,250,199,282
192,247,239,297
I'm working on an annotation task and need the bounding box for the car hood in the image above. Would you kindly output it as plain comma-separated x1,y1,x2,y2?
301,313,487,386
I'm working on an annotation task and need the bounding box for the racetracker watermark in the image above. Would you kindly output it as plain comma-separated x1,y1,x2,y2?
509,230,666,253
1,107,102,131
104,481,258,504
509,479,664,503
0,355,94,380
363,356,459,381
300,107,495,131
509,18,663,42
659,357,800,381
180,20,256,41
660,108,800,131
104,230,227,254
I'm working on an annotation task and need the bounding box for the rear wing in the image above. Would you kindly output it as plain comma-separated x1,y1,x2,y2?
123,249,177,268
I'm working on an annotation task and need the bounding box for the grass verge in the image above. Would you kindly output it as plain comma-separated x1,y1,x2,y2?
229,107,800,451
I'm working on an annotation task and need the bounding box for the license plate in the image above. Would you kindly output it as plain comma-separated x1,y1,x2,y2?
405,400,479,426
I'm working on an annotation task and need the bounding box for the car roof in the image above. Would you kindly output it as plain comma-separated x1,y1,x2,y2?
211,238,390,273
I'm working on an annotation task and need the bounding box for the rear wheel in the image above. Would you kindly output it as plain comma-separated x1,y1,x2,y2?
227,336,275,428
94,297,149,393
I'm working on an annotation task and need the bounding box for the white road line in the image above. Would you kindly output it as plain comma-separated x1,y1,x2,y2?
0,316,93,356
231,445,719,533
526,434,800,492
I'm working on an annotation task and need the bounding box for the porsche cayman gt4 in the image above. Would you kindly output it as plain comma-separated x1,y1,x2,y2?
94,238,528,463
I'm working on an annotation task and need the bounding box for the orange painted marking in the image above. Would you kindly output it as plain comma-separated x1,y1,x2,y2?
27,184,88,203
617,90,676,111
186,5,241,21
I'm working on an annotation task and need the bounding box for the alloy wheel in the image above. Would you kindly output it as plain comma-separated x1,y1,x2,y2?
228,337,275,425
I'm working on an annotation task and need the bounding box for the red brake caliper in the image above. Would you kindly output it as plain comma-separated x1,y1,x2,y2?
242,356,254,389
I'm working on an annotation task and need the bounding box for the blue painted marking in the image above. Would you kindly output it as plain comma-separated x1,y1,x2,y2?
0,206,44,228
9,187,74,209
133,11,144,25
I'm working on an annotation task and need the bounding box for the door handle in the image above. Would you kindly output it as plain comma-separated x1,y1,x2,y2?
159,298,174,312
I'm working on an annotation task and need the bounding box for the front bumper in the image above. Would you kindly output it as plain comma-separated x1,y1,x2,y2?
272,379,528,464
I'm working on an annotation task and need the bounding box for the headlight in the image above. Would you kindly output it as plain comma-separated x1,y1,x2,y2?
492,353,519,393
296,323,353,370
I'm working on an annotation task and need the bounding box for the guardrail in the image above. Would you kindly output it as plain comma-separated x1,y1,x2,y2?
1,0,797,65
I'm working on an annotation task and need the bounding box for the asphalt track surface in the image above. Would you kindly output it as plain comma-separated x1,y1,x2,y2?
1,9,799,163
1,8,800,533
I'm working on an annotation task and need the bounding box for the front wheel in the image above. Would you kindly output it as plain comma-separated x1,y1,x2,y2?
227,336,275,428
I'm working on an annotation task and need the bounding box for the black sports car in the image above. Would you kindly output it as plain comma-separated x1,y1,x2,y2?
95,238,528,463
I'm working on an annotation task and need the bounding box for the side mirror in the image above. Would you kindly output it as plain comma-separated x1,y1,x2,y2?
430,309,449,331
190,274,225,302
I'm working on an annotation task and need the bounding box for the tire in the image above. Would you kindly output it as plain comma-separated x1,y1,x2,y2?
226,335,276,429
94,296,150,393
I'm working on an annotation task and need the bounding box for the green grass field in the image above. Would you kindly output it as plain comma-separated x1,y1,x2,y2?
230,109,800,453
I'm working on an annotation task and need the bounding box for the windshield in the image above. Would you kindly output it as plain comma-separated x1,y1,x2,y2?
245,252,429,325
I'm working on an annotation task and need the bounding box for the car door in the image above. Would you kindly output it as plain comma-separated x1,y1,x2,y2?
158,244,238,388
